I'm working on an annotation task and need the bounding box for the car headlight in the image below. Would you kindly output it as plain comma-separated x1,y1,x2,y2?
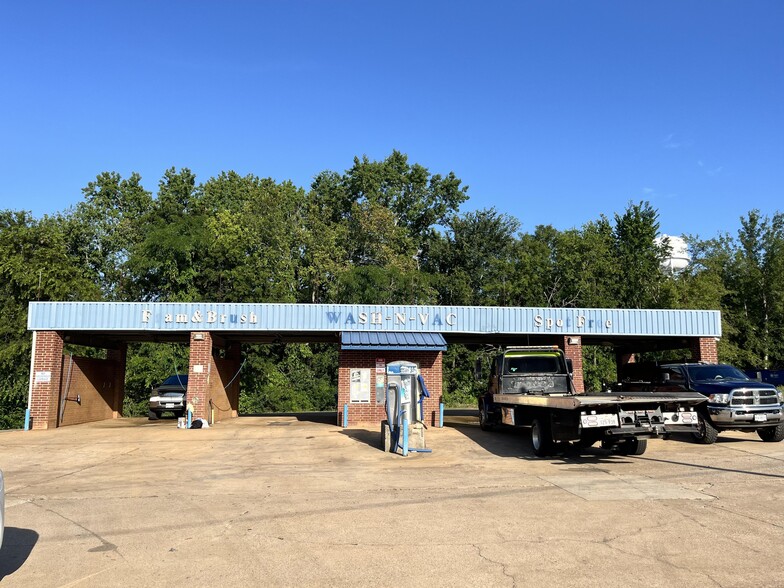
708,393,730,404
776,389,784,403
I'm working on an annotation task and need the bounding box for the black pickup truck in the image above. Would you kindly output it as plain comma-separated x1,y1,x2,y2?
618,362,784,444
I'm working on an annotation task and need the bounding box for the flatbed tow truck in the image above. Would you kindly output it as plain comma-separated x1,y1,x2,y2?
478,346,707,456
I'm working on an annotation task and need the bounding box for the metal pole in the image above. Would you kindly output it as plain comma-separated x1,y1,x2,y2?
402,416,409,457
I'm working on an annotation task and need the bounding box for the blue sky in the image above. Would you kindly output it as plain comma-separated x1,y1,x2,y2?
1,1,782,238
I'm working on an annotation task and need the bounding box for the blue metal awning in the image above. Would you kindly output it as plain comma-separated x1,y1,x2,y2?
340,332,447,351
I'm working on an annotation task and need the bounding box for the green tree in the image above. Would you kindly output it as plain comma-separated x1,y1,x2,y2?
430,208,520,306
0,211,100,427
72,172,153,300
612,201,671,308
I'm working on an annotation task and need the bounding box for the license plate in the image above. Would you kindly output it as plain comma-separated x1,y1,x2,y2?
581,413,619,428
754,414,768,422
165,403,175,408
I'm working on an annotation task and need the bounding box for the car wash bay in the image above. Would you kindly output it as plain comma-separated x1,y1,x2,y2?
25,302,722,430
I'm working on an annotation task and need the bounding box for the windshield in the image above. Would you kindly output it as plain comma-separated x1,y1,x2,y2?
504,355,563,375
686,365,750,382
161,375,188,387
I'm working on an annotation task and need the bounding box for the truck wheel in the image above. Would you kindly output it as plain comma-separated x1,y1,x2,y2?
479,401,494,431
757,422,784,442
618,438,647,456
148,410,159,421
531,419,554,457
692,416,718,444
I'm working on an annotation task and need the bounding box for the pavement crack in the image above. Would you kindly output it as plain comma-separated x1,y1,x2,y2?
472,544,517,587
30,501,125,560
12,447,141,494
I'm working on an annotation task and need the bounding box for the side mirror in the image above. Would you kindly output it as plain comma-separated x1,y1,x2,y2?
566,358,573,375
474,358,483,381
661,372,670,382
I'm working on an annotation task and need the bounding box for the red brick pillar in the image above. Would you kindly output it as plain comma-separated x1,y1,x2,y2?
616,352,635,380
188,332,213,421
107,343,127,418
29,331,64,430
420,351,443,427
562,336,584,393
226,343,241,418
690,337,718,363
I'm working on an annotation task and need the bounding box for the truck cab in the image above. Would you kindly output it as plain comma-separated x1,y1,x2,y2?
488,347,574,396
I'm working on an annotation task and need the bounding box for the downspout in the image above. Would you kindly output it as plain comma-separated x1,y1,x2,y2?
25,331,37,430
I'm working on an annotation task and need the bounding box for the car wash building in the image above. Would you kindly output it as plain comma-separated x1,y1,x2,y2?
26,302,722,430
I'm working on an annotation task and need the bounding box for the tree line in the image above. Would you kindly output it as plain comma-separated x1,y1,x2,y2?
1,151,783,428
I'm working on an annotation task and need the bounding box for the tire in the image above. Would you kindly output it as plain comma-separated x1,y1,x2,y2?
148,410,159,421
618,438,648,456
757,422,784,442
478,400,494,431
531,418,554,457
692,416,719,444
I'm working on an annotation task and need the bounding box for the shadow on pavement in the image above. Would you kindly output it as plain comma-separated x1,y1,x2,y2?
337,428,383,450
445,419,632,464
240,411,339,425
0,528,39,580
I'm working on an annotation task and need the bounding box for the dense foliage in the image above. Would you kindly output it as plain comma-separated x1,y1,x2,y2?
2,151,783,427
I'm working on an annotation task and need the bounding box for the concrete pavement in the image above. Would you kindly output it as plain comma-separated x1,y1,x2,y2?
1,414,783,587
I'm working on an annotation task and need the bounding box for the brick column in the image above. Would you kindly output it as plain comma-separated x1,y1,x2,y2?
690,337,718,363
107,343,127,418
29,331,65,430
226,343,241,418
562,336,584,393
420,351,443,427
616,352,635,379
337,350,443,427
188,332,213,421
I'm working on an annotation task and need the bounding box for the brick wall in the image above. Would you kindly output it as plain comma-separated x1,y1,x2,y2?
29,332,127,429
338,350,443,426
210,347,241,422
29,331,64,430
187,332,213,420
59,356,119,426
107,345,127,418
561,336,584,393
690,337,719,363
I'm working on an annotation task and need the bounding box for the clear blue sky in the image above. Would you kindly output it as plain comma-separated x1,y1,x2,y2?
1,1,782,238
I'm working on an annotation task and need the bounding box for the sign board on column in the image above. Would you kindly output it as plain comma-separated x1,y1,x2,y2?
35,371,51,384
375,358,385,374
349,368,371,403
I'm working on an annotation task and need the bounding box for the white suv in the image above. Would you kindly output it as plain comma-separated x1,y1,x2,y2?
148,375,188,420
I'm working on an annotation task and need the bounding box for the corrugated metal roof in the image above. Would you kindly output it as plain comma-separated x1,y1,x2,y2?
341,331,447,351
26,302,722,338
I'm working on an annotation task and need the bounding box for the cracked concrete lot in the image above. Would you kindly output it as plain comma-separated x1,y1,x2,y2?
1,414,783,587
